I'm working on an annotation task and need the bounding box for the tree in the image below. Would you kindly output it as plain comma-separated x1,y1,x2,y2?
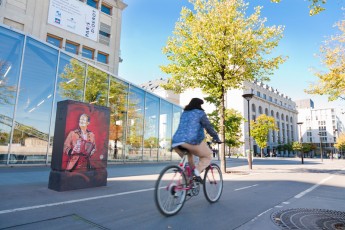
292,141,303,162
208,108,244,155
292,141,302,152
58,59,86,101
270,0,327,16
250,114,278,158
0,60,16,105
335,133,345,158
302,143,316,156
161,0,285,172
305,19,345,101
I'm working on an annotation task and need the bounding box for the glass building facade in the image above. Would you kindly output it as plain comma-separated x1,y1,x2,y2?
0,25,183,165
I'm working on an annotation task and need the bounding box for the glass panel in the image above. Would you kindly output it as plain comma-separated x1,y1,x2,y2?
159,100,173,161
56,53,86,102
108,77,128,161
87,0,98,8
49,53,86,156
101,4,111,15
172,105,182,160
0,26,24,164
82,47,93,59
65,42,79,54
47,36,61,48
126,86,144,161
97,52,107,64
143,94,159,161
13,37,58,164
84,65,109,106
99,31,110,37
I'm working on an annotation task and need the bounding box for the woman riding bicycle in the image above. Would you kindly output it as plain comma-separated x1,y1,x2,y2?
172,98,221,180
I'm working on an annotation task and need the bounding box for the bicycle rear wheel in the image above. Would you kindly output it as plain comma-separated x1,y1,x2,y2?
154,165,187,216
203,163,223,203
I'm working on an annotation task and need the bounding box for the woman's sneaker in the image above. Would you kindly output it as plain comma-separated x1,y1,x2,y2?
193,169,203,183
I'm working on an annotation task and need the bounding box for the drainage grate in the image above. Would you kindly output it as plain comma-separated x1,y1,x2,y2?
272,208,345,230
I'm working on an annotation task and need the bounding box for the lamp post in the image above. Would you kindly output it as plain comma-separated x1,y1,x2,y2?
297,122,304,164
318,132,323,162
242,93,254,170
333,129,338,160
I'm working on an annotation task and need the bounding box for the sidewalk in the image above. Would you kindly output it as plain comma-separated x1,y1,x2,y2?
229,158,345,230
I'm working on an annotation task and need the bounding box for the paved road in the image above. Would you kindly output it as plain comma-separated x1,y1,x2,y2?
0,157,344,230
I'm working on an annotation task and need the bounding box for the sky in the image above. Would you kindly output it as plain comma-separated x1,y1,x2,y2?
118,0,344,109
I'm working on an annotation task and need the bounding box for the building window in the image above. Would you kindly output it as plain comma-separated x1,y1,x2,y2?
101,2,112,15
46,34,62,48
65,40,79,54
82,46,94,59
87,0,98,8
257,91,261,97
97,51,108,64
99,31,110,38
99,23,111,46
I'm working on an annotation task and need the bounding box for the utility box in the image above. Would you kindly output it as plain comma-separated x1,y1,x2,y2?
49,100,110,191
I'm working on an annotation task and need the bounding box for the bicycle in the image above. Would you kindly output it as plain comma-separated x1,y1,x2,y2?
154,143,223,216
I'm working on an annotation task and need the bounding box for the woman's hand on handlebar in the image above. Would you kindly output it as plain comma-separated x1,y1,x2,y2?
213,140,223,144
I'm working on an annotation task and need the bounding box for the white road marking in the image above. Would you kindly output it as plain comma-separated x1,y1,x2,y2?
0,188,154,215
234,184,258,191
294,175,334,199
251,208,273,222
294,166,345,199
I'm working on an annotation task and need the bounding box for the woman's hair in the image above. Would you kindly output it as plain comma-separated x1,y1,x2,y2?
184,98,204,111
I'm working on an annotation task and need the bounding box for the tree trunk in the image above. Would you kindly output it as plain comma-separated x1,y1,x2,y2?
261,148,264,158
219,88,226,173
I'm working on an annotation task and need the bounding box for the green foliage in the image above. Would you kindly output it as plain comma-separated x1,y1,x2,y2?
292,141,302,151
0,131,10,144
208,108,244,148
161,0,286,96
335,133,345,151
59,59,86,101
302,143,316,153
0,60,16,105
85,66,109,106
144,137,159,148
250,114,278,149
305,20,345,101
271,0,326,16
59,60,110,105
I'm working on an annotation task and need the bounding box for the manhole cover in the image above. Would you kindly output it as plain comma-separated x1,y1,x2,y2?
272,208,345,230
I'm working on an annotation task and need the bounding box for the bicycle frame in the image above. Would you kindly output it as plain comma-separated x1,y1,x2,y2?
166,154,194,193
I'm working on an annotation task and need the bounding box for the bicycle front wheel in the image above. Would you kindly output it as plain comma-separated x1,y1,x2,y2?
203,163,223,203
154,165,187,216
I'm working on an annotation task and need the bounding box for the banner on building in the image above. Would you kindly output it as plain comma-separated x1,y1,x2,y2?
48,0,99,41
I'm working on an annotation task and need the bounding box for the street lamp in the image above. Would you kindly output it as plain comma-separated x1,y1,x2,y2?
318,132,323,162
297,122,304,164
242,93,254,170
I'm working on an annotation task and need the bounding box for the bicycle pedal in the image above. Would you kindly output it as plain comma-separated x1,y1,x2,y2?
193,176,203,184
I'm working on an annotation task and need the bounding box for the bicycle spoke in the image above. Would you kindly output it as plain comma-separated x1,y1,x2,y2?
203,164,223,203
155,165,187,216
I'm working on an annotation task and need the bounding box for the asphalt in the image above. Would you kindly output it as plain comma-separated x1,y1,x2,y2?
0,157,344,230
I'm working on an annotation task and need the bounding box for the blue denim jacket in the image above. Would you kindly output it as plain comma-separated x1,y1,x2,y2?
172,109,220,145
